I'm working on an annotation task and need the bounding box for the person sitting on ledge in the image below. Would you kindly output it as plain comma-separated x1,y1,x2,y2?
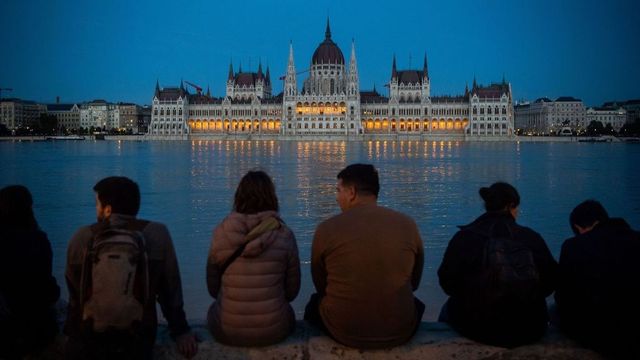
64,176,197,359
438,182,558,348
0,185,60,359
305,163,425,349
206,170,300,347
554,200,640,359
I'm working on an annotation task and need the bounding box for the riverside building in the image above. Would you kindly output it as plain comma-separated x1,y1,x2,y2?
149,20,514,138
46,103,81,130
514,96,586,135
0,99,47,130
586,106,627,132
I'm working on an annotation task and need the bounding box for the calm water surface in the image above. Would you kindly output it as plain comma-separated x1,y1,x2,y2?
1,140,639,321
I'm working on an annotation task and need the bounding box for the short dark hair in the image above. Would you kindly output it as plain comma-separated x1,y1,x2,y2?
570,200,609,234
0,185,38,230
337,164,380,197
93,176,140,216
479,182,520,212
233,170,279,214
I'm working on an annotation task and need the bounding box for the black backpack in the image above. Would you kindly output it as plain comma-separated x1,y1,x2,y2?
477,221,540,307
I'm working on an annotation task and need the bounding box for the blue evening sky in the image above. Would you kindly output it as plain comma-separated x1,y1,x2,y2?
1,0,638,106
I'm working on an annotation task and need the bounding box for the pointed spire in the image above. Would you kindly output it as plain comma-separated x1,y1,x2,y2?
206,85,210,97
155,79,160,96
288,41,294,60
423,53,429,78
350,39,357,61
464,83,469,97
257,60,263,79
373,83,377,94
392,54,398,79
265,66,271,85
228,61,234,81
472,76,477,90
238,62,242,73
180,78,185,92
502,73,506,85
325,17,332,40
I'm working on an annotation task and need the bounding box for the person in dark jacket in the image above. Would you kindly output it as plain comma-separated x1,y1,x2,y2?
0,185,60,359
555,200,640,359
438,182,558,347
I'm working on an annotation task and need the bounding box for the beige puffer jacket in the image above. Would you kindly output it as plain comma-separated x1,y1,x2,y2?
206,211,300,346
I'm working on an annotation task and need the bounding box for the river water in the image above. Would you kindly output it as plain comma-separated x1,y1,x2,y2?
1,140,639,321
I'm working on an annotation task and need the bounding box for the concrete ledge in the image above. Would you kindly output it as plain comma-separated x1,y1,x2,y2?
149,321,605,360
34,304,608,359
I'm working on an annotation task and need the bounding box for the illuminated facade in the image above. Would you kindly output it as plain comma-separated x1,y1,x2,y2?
149,20,514,137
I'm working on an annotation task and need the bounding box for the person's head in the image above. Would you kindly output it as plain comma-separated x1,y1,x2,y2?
336,163,379,211
0,185,38,230
479,182,521,218
233,170,279,214
93,176,140,221
569,200,609,235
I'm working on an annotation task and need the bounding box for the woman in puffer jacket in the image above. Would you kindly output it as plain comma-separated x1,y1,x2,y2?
206,170,301,346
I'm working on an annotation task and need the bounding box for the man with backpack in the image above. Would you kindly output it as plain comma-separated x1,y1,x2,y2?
64,176,197,359
437,182,558,347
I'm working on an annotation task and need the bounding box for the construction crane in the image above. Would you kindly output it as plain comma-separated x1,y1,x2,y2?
278,68,310,80
0,87,12,99
184,81,202,95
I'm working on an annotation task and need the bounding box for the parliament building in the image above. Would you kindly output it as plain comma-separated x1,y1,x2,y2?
149,21,514,138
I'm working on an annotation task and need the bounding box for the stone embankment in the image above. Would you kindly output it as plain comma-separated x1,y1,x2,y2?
2,135,636,142
37,321,604,360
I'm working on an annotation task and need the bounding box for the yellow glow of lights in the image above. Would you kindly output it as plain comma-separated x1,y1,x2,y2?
296,104,346,115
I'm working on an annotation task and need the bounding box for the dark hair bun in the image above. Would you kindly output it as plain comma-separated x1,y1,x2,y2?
479,182,520,212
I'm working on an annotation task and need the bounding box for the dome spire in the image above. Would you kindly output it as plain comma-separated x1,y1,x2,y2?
325,17,332,39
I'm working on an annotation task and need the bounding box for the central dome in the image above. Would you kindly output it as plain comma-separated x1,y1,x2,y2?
311,20,344,65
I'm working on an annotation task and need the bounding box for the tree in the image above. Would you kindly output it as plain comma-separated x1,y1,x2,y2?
38,114,58,135
604,123,616,135
586,120,605,136
620,121,640,137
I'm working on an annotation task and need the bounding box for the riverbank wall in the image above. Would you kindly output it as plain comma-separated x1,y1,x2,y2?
36,320,605,360
2,134,635,143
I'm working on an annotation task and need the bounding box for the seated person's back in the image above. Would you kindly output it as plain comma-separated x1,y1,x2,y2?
555,200,640,358
307,164,424,349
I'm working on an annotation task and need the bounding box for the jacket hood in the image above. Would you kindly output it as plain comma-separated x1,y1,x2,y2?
220,211,283,258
